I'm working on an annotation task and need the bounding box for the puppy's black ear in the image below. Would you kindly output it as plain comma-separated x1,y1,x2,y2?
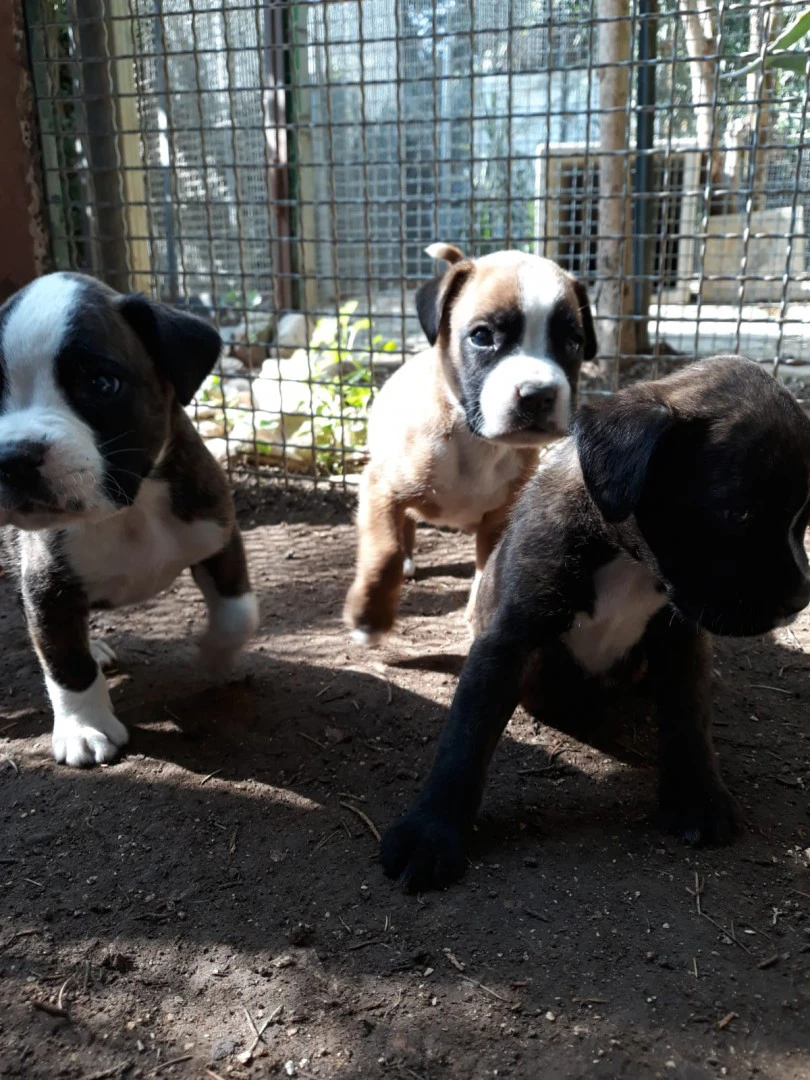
118,294,221,406
571,278,597,361
415,261,473,347
573,392,674,523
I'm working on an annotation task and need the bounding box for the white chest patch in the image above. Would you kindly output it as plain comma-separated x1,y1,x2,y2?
423,422,525,531
561,556,668,676
65,478,227,608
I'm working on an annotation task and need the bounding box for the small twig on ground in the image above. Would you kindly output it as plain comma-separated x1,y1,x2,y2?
298,732,328,751
32,999,69,1019
200,769,223,786
385,680,393,705
206,1071,228,1080
243,1004,260,1039
0,928,40,952
151,1055,194,1075
717,1011,737,1031
383,988,404,1017
340,801,382,842
701,912,753,955
348,938,386,951
245,1003,282,1057
57,977,72,1013
686,872,704,915
444,949,465,971
692,957,699,979
572,996,607,1005
524,907,549,922
315,680,336,698
458,973,513,1005
757,954,779,969
312,828,341,855
749,684,792,695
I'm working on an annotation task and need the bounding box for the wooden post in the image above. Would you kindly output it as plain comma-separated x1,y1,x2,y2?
108,0,152,293
0,0,50,298
595,0,634,372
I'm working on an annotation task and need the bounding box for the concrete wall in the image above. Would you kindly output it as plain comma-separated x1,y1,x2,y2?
0,0,49,302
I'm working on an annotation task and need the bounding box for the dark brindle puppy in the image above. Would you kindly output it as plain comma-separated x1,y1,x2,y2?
0,273,258,768
381,355,810,891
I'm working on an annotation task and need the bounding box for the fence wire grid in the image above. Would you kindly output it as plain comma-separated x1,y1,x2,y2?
23,0,810,487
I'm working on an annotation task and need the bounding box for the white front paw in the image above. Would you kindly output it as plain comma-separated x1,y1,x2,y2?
349,626,383,648
90,639,118,670
402,556,416,579
199,592,259,678
47,670,128,768
53,710,129,767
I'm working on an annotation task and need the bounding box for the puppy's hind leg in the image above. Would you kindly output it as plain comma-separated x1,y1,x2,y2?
402,514,417,580
647,613,739,846
344,467,409,646
192,525,259,677
22,571,128,768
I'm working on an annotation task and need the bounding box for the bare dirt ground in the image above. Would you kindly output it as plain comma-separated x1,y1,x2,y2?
1,487,809,1080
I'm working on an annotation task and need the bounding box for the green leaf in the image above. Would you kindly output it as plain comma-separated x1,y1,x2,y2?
726,49,810,77
769,8,810,52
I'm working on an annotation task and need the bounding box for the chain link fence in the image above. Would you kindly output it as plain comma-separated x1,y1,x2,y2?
23,0,810,486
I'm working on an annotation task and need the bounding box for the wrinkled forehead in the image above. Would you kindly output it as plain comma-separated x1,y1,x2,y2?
0,274,148,376
0,274,83,368
684,407,810,507
451,256,575,328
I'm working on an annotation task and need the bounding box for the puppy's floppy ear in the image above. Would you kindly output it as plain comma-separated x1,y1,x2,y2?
571,278,597,361
118,294,221,406
573,390,674,523
416,244,473,347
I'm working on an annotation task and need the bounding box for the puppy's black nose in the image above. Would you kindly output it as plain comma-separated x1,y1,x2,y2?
517,383,557,422
0,441,46,486
781,579,810,617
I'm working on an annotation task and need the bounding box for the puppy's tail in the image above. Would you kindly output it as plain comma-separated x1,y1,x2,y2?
425,242,465,265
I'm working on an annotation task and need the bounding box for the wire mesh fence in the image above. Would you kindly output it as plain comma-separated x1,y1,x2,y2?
22,0,810,487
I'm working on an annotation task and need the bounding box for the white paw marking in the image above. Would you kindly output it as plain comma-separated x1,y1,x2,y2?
198,591,259,677
350,627,383,648
47,669,129,768
90,639,117,669
402,557,415,579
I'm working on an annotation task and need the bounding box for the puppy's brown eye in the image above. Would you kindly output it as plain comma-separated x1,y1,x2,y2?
721,508,751,526
85,373,122,398
470,326,494,348
566,335,584,355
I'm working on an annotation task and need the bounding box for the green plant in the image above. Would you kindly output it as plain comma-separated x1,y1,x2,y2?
724,8,810,77
308,300,397,474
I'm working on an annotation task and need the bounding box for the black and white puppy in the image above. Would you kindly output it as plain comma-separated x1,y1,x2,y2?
381,355,810,890
0,273,259,767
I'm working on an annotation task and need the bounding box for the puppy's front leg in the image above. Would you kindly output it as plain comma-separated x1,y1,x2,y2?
381,621,530,890
344,467,410,645
192,525,259,677
467,505,510,625
647,613,738,846
21,574,128,768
